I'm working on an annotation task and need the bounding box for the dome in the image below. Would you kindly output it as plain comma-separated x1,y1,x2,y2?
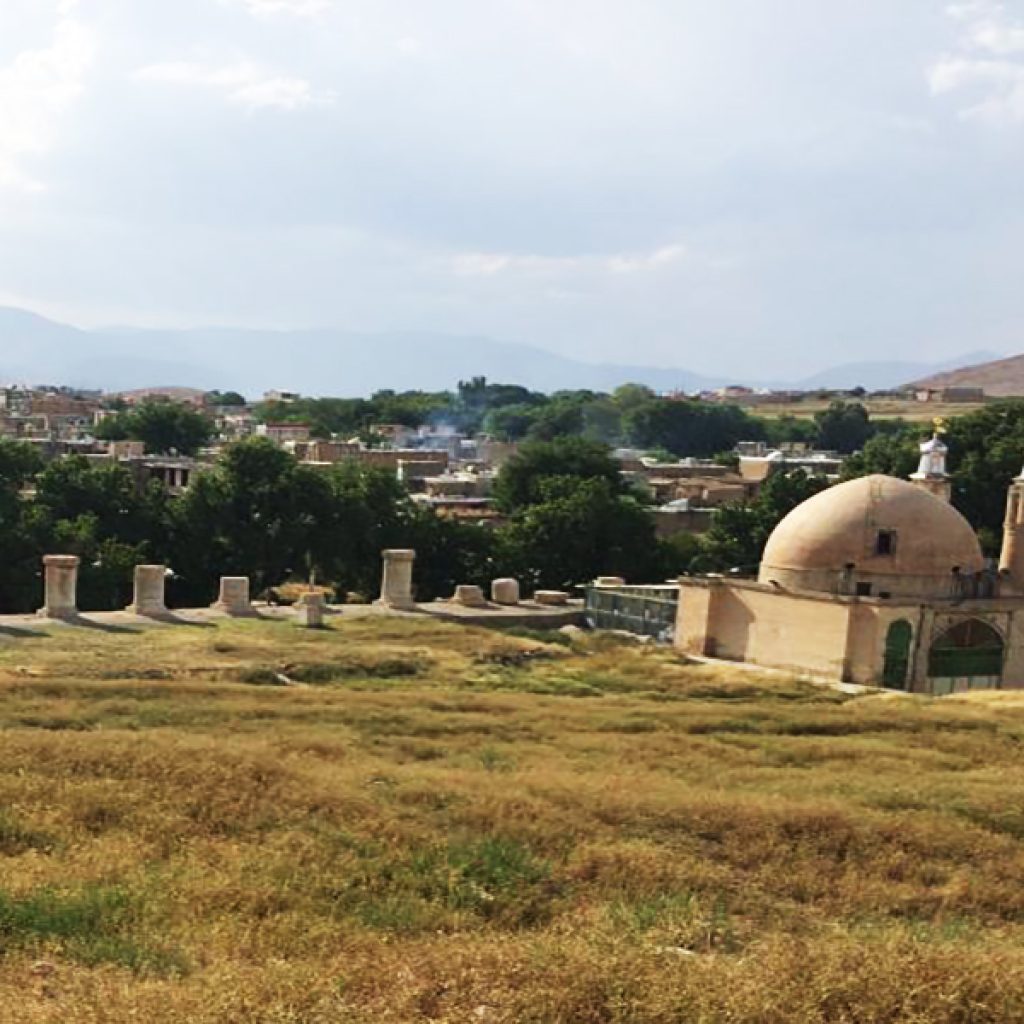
759,474,985,598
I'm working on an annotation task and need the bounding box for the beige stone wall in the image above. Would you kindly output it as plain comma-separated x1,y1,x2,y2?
677,580,855,679
715,587,854,678
676,582,718,656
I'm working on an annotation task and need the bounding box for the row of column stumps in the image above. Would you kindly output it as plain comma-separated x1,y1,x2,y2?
33,557,259,621
32,550,584,622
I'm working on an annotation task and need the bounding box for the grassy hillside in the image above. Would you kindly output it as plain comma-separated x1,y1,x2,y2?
1,617,1024,1023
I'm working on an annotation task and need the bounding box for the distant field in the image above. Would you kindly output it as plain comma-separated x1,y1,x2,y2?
1,617,1024,1023
740,399,990,422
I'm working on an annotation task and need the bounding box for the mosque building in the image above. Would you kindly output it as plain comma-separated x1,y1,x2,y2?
675,434,1024,693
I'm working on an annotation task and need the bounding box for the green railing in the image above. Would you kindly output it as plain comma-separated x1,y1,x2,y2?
583,585,679,641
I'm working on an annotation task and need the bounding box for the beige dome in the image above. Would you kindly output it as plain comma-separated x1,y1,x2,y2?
759,475,985,598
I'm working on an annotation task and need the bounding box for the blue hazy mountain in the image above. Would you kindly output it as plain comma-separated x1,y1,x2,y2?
0,307,1004,397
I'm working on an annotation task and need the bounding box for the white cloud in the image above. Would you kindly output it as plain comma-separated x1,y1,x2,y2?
931,3,1024,122
0,5,96,191
135,60,335,111
226,0,333,19
452,243,689,278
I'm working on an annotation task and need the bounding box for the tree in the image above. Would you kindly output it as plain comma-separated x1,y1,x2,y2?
693,470,829,574
95,401,213,456
493,438,624,512
482,404,539,441
842,431,920,481
0,441,43,612
30,457,171,610
496,478,667,591
813,401,871,454
207,391,247,407
168,439,334,603
624,399,762,458
945,401,1024,544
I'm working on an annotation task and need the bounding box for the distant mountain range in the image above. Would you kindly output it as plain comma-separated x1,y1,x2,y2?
0,307,1008,397
909,353,1024,398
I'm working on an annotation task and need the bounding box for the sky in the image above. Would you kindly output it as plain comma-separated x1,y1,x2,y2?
0,0,1021,379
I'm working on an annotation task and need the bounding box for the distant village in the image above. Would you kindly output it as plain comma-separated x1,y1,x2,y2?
0,377,996,546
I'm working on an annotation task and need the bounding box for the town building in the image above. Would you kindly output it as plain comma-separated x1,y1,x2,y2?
676,435,1024,694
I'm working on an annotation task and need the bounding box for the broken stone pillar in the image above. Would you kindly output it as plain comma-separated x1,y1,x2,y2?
376,550,416,610
534,590,570,607
38,555,80,620
213,577,253,616
127,565,168,616
452,585,487,607
595,576,626,587
491,578,520,605
295,591,326,628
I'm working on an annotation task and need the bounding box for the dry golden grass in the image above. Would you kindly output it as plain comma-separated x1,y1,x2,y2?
740,399,989,423
1,616,1024,1022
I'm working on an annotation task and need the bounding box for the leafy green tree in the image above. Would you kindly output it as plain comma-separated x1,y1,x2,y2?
526,400,586,441
0,441,44,612
29,457,170,610
624,399,763,458
693,470,829,574
482,404,539,441
496,478,666,591
493,438,624,512
813,401,871,454
764,414,818,446
95,401,213,456
945,401,1024,542
168,439,336,603
206,390,247,407
842,431,920,481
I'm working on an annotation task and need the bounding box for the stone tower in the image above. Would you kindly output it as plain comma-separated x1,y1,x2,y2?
999,466,1024,592
910,433,952,503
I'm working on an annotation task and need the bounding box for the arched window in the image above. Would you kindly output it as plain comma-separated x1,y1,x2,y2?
928,619,1004,679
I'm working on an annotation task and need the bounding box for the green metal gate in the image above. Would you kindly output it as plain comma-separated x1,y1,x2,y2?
927,619,1004,687
882,620,912,690
584,585,679,641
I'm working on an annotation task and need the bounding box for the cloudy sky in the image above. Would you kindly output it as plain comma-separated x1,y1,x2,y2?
0,0,1021,378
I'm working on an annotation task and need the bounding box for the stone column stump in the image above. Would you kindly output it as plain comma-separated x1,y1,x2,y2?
37,555,80,620
375,550,417,610
295,591,326,628
534,590,570,607
452,585,487,608
595,576,626,587
213,577,254,616
127,565,169,617
491,579,521,605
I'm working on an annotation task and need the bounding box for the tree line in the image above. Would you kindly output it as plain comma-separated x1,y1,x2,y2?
0,437,690,614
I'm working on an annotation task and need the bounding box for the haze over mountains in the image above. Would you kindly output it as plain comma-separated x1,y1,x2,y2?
0,308,1006,398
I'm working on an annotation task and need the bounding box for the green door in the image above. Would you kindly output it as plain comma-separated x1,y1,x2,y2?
882,620,912,690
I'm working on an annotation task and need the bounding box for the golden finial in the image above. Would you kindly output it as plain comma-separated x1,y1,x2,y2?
933,417,948,436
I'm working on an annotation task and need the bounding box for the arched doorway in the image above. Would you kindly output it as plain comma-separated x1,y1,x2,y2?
927,619,1004,694
882,620,912,690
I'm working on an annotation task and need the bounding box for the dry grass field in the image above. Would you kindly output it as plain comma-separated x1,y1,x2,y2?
737,399,989,423
1,615,1024,1023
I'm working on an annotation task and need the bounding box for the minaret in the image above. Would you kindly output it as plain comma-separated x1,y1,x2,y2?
999,465,1024,592
910,427,951,503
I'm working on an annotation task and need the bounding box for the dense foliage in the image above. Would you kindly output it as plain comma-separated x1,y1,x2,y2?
9,393,1024,612
95,400,214,456
0,436,684,613
254,378,899,458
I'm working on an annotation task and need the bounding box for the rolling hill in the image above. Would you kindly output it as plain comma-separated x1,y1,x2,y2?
910,352,1024,397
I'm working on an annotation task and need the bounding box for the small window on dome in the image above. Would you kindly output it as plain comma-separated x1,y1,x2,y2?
875,530,897,556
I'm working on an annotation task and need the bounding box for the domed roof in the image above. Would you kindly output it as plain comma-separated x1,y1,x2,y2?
760,474,984,585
